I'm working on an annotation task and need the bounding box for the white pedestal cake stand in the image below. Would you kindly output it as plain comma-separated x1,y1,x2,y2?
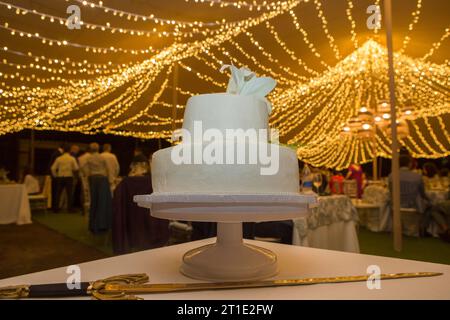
134,193,317,282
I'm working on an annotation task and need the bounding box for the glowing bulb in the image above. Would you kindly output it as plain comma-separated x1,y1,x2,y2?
360,106,368,113
382,113,390,120
362,123,371,130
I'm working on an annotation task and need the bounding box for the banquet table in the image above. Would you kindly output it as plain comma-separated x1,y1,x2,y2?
0,238,448,299
0,183,32,225
356,186,449,234
292,195,360,253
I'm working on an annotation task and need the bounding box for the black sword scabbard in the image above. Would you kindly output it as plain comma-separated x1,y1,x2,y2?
27,282,91,298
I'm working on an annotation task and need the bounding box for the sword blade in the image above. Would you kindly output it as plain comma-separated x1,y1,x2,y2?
104,272,443,294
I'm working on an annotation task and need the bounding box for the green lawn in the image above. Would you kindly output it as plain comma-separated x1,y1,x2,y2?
358,227,450,265
33,211,113,255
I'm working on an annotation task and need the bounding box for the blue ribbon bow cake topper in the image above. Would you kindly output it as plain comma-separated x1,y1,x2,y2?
220,64,277,114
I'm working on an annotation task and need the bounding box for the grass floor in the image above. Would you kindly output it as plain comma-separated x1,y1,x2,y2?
34,211,450,265
358,227,450,265
32,211,113,255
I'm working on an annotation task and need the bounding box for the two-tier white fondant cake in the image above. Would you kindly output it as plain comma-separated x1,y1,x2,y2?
151,65,299,194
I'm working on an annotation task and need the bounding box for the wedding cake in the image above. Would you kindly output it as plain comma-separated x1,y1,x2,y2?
151,65,299,194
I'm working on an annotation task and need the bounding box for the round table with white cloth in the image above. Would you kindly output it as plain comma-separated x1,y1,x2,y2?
292,195,360,253
0,183,32,225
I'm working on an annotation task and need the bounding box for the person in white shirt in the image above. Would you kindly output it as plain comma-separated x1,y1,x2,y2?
101,143,120,191
81,143,112,234
51,144,79,212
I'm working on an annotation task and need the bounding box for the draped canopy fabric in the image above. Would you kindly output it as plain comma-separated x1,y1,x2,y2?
0,0,448,168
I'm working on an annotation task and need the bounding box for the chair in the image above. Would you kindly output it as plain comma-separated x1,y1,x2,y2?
29,194,48,214
28,175,51,214
400,208,420,237
331,180,344,194
356,185,390,232
344,180,358,198
168,221,192,245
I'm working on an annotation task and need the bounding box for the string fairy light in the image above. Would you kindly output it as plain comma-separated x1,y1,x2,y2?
312,0,341,60
0,0,448,168
422,27,450,60
0,1,177,37
399,0,423,54
346,0,359,49
288,9,330,69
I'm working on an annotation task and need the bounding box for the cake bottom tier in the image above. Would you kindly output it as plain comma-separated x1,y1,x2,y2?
151,143,299,193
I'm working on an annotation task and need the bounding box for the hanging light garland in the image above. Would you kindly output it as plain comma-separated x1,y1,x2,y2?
0,0,448,167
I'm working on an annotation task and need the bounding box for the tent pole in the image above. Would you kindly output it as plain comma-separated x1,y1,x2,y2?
372,135,378,180
30,129,35,173
172,63,179,132
384,0,402,251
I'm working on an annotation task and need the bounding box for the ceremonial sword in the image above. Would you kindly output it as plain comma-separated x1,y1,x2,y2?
0,272,443,300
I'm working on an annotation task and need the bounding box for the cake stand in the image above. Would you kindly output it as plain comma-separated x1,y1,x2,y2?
134,193,317,282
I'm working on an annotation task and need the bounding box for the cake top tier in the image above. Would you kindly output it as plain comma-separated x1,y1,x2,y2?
175,65,277,142
182,93,269,137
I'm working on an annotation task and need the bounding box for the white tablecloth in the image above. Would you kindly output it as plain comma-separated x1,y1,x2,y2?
292,195,360,253
0,239,448,299
0,184,32,225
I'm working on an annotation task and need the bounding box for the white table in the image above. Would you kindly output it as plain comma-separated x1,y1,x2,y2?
0,184,32,225
292,195,360,253
4,238,447,299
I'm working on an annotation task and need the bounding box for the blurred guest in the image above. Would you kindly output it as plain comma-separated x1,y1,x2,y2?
23,167,40,195
70,144,80,158
48,144,64,210
129,149,150,177
78,148,90,168
346,163,365,198
70,144,81,208
48,145,64,170
82,143,112,233
439,168,449,190
78,148,91,215
51,144,79,212
101,143,120,191
428,191,450,242
329,170,345,194
389,155,430,235
423,162,441,189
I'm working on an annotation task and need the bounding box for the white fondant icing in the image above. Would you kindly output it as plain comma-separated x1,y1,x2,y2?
182,93,268,141
151,92,300,196
151,144,299,193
